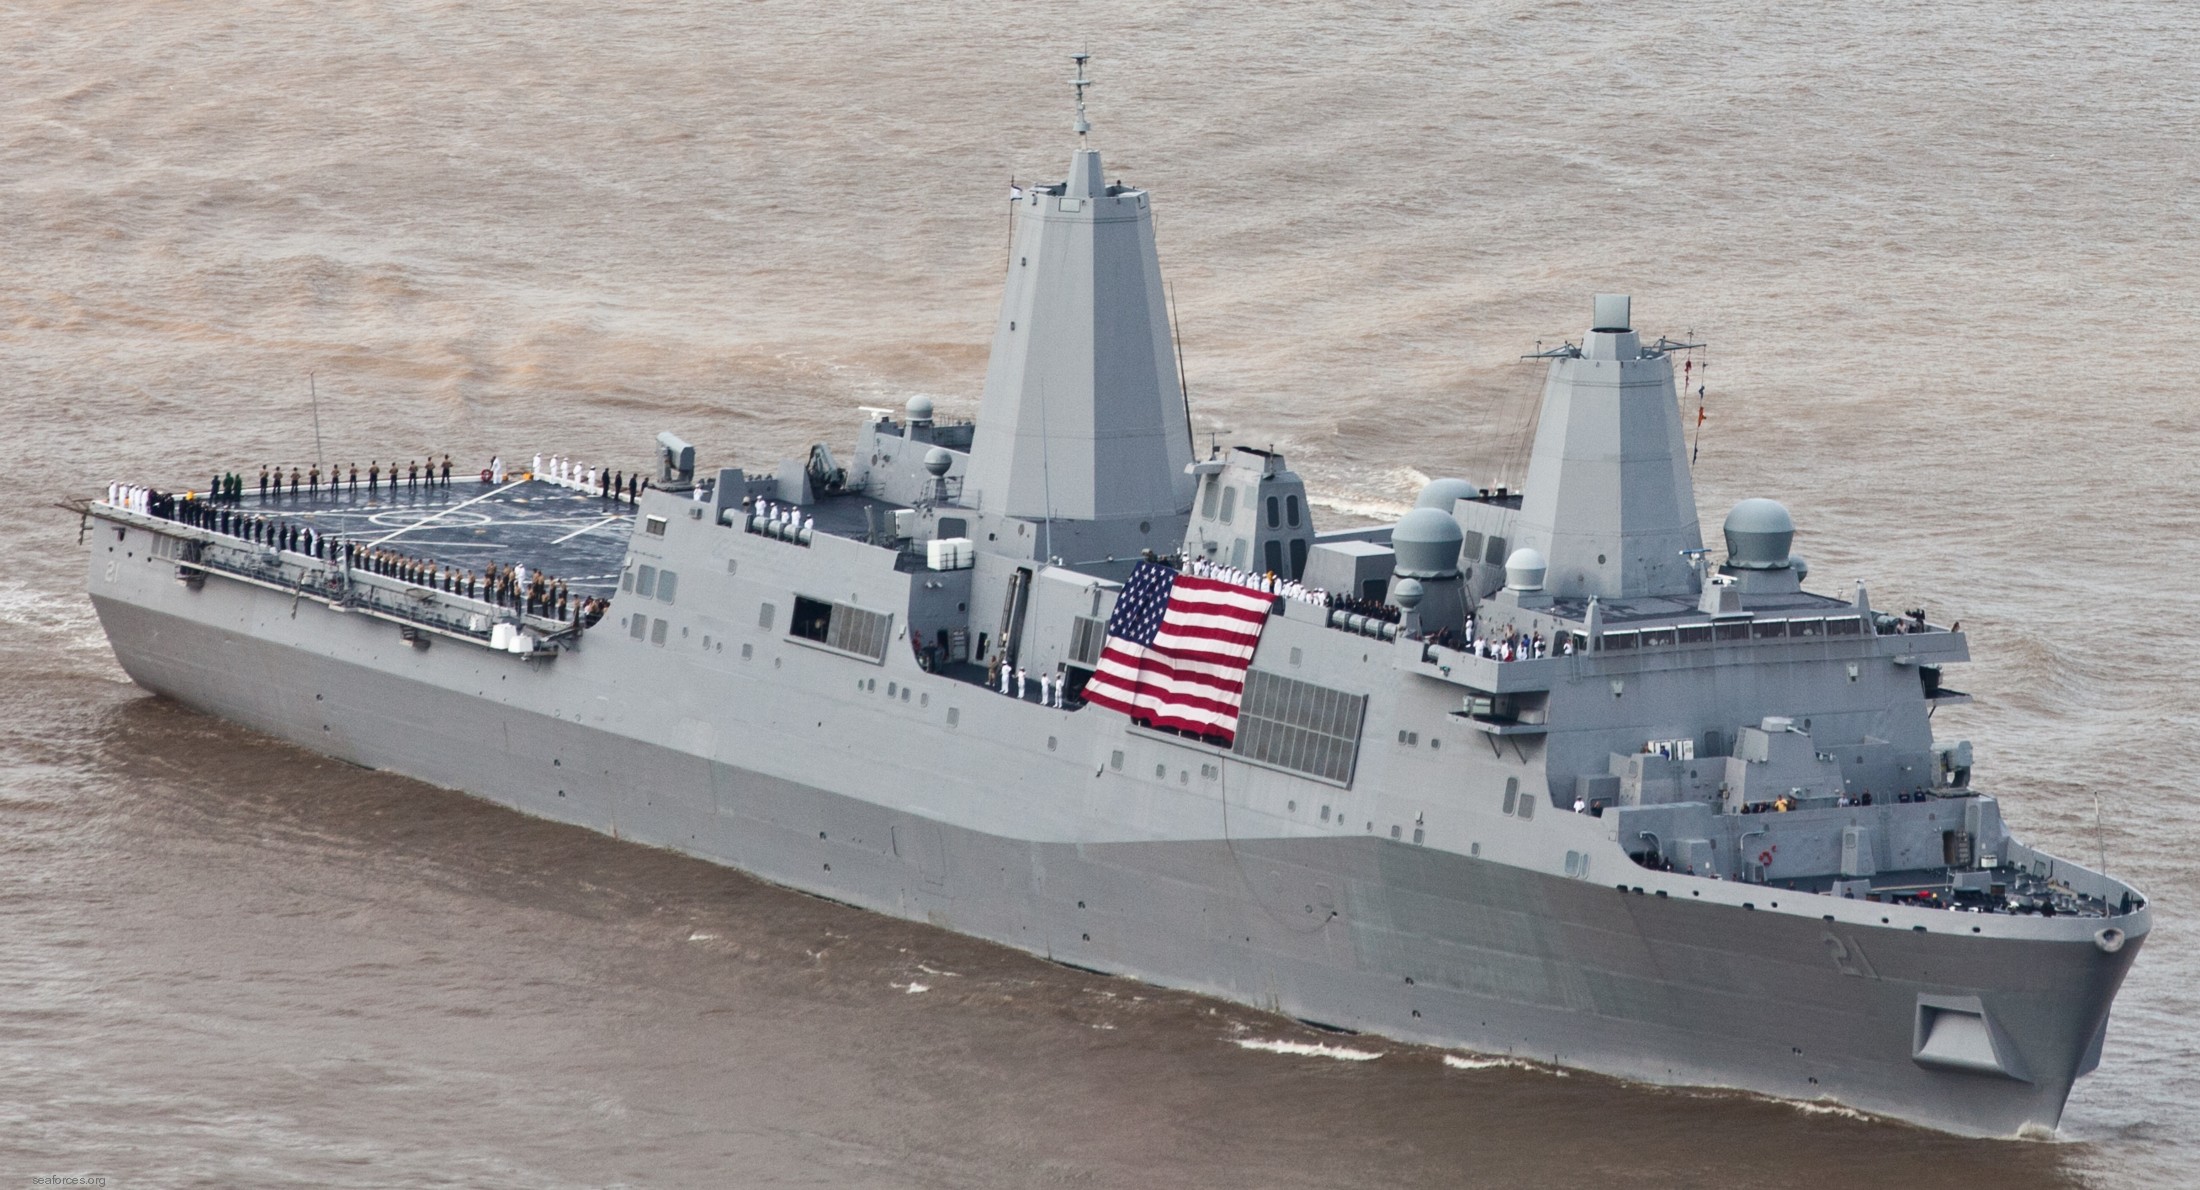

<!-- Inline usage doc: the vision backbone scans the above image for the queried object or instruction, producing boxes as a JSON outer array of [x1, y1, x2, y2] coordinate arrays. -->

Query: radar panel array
[[1232, 670, 1367, 786]]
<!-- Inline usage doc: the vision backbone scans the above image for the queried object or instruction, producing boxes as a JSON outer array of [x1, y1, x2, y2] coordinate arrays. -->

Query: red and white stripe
[[1082, 574, 1273, 741]]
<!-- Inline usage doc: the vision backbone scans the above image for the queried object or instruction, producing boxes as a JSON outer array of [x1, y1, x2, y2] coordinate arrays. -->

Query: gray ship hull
[[89, 586, 2140, 1138]]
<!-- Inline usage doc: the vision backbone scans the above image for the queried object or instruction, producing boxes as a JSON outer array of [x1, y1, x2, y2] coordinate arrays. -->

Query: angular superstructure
[[77, 64, 2147, 1139], [1509, 294, 1705, 600], [961, 124, 1194, 568]]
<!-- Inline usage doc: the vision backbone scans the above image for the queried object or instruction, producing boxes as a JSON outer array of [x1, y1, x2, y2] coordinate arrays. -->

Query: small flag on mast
[[1081, 563, 1274, 743]]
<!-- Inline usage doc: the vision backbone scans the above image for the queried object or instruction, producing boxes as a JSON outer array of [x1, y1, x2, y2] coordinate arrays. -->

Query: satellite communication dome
[[1390, 508, 1464, 577], [1788, 554, 1809, 581], [923, 447, 954, 477], [905, 395, 936, 423], [1391, 577, 1425, 609], [1504, 547, 1548, 592], [1723, 498, 1795, 569], [1414, 477, 1482, 511]]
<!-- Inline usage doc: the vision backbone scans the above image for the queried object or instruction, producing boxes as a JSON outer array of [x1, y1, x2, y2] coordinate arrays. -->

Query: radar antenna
[[1070, 52, 1092, 143]]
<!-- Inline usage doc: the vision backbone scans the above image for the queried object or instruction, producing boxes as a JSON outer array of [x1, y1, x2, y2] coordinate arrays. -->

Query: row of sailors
[[746, 498, 814, 534], [246, 459, 456, 500], [1182, 557, 1327, 605], [105, 483, 169, 516], [148, 493, 608, 629], [991, 662, 1074, 708], [1418, 621, 1555, 662], [508, 454, 649, 505], [1467, 622, 1552, 661]]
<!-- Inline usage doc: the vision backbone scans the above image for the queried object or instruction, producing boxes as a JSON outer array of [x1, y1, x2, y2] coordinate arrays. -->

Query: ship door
[[998, 567, 1033, 668]]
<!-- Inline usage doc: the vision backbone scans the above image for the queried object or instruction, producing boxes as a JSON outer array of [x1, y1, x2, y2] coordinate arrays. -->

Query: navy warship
[[80, 61, 2145, 1137]]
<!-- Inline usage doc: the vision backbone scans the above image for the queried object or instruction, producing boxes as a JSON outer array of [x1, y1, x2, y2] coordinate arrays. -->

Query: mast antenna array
[[1071, 52, 1092, 143]]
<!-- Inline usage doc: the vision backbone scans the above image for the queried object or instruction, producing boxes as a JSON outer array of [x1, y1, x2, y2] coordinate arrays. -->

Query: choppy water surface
[[3, 2, 2195, 1185]]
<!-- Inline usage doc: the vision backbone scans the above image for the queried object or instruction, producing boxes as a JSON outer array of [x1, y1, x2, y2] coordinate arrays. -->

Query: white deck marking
[[364, 480, 527, 547], [551, 514, 625, 545]]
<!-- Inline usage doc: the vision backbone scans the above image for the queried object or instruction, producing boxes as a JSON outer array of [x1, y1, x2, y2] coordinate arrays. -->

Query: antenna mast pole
[[309, 371, 324, 469], [1071, 52, 1091, 144], [2096, 791, 2108, 875], [1169, 281, 1195, 457]]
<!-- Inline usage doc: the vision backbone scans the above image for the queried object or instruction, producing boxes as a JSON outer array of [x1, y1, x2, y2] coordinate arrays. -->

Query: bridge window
[[635, 565, 657, 598], [1219, 486, 1237, 524], [1286, 494, 1301, 528], [1266, 495, 1280, 528], [655, 570, 678, 604]]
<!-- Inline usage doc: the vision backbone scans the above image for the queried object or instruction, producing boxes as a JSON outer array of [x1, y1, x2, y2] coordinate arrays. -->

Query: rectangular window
[[789, 594, 892, 662], [1219, 486, 1237, 524], [1824, 616, 1862, 637], [1266, 495, 1280, 528], [1603, 630, 1638, 651], [790, 596, 833, 643], [1230, 669, 1367, 785], [758, 602, 776, 631], [1068, 615, 1108, 666], [636, 565, 657, 599], [1676, 624, 1713, 645], [1788, 616, 1821, 637], [645, 516, 667, 537], [1201, 477, 1220, 519], [621, 571, 634, 593], [1715, 621, 1752, 642], [1640, 627, 1676, 648], [1462, 529, 1484, 560], [1286, 495, 1301, 528], [629, 614, 647, 640], [651, 618, 668, 645], [1484, 535, 1507, 565], [1751, 619, 1789, 640], [655, 571, 678, 604], [1502, 776, 1518, 815]]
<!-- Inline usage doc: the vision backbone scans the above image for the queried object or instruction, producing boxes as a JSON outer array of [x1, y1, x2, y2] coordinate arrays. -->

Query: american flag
[[1081, 563, 1274, 743]]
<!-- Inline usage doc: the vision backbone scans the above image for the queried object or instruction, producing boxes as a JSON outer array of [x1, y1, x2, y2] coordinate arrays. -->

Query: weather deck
[[234, 477, 636, 596]]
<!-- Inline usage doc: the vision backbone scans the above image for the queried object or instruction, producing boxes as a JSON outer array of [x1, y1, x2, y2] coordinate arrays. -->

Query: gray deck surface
[[237, 478, 636, 596]]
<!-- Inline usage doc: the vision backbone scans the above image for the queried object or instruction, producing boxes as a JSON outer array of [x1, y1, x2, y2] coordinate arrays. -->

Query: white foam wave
[[1789, 1100, 1873, 1123], [1235, 1038, 1384, 1062], [1443, 1054, 1570, 1076]]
